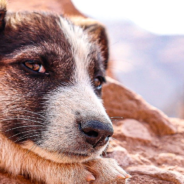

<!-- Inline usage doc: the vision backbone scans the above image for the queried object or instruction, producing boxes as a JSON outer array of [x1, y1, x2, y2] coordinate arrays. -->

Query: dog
[[0, 0, 129, 183]]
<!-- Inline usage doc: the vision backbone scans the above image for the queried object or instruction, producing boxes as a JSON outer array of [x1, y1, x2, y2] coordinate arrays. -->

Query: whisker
[[15, 134, 41, 143], [5, 125, 44, 132], [8, 129, 38, 139], [110, 40, 120, 46], [110, 137, 120, 142], [9, 109, 45, 119], [24, 144, 38, 156], [110, 117, 124, 119], [8, 114, 44, 122], [23, 115, 44, 122], [0, 117, 45, 125]]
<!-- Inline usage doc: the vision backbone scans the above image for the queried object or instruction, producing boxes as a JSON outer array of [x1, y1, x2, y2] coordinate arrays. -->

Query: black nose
[[80, 121, 114, 148]]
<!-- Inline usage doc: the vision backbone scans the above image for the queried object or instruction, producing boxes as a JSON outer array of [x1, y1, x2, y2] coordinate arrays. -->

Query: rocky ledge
[[102, 77, 184, 184]]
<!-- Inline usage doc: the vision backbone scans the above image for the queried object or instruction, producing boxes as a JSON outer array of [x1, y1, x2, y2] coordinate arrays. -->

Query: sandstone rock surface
[[102, 78, 184, 184], [102, 77, 176, 136]]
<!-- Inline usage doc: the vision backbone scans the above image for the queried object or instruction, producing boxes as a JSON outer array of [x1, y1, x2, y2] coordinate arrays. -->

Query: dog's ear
[[83, 21, 109, 70], [70, 17, 109, 69], [0, 0, 7, 31]]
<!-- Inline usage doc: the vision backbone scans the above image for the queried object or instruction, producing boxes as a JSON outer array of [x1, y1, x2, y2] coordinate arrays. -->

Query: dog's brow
[[1, 42, 68, 62], [0, 47, 40, 64]]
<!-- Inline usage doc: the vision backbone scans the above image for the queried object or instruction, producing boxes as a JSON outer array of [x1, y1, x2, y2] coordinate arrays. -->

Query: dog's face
[[0, 7, 113, 163]]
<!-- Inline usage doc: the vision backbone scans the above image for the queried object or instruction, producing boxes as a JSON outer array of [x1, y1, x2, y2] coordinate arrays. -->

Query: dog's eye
[[94, 76, 106, 90], [24, 61, 46, 73]]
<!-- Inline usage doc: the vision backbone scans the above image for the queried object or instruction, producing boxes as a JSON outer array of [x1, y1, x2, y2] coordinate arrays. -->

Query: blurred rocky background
[[107, 21, 184, 118], [73, 0, 184, 119]]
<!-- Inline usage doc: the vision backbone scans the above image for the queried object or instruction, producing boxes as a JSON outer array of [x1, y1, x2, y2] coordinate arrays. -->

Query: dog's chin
[[21, 140, 105, 163]]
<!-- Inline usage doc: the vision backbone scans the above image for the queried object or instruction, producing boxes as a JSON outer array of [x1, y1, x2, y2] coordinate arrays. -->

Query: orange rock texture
[[102, 77, 184, 184]]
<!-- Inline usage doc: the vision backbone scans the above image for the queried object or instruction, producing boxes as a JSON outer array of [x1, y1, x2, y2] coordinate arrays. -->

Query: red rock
[[157, 153, 184, 166], [102, 78, 184, 183], [102, 77, 176, 136], [120, 119, 152, 142], [107, 146, 132, 168], [127, 166, 184, 184]]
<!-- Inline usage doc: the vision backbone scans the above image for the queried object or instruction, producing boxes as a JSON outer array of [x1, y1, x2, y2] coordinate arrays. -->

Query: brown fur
[[0, 0, 129, 183], [0, 133, 129, 184], [0, 133, 94, 184]]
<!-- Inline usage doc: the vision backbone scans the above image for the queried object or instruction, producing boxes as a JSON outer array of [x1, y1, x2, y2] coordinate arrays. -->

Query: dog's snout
[[80, 121, 113, 147]]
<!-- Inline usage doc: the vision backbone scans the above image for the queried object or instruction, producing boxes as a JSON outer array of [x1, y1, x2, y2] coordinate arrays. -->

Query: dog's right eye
[[23, 61, 46, 74], [94, 76, 106, 90]]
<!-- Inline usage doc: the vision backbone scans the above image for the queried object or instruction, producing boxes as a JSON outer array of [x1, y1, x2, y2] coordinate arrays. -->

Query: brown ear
[[81, 20, 109, 69], [86, 23, 109, 69], [0, 0, 7, 30], [70, 17, 109, 69]]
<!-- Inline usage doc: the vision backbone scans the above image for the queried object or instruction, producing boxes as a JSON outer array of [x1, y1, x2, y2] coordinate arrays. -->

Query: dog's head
[[0, 1, 113, 163]]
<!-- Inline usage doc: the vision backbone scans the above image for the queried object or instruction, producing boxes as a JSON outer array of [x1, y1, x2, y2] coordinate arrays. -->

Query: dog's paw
[[85, 158, 130, 184], [45, 163, 95, 184]]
